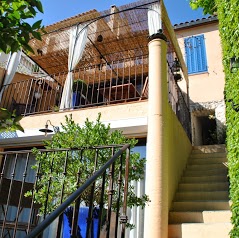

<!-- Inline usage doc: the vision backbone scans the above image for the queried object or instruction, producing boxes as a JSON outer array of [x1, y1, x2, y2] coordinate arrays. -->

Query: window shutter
[[184, 34, 207, 74], [197, 35, 207, 72], [184, 37, 193, 73]]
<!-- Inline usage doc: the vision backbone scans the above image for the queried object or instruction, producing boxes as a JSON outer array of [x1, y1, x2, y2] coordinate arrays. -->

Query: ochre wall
[[176, 22, 225, 103], [166, 103, 192, 208], [20, 101, 148, 131]]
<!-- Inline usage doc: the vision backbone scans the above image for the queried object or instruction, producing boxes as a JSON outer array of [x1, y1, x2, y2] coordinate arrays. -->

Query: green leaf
[[0, 108, 11, 119], [35, 0, 44, 13], [13, 115, 24, 122], [32, 31, 42, 40], [15, 124, 24, 132], [22, 43, 35, 54], [32, 19, 42, 30], [11, 40, 19, 53]]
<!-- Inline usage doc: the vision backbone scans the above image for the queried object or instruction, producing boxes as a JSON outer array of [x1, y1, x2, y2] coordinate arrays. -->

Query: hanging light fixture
[[34, 91, 42, 99], [172, 58, 182, 82], [39, 120, 60, 136]]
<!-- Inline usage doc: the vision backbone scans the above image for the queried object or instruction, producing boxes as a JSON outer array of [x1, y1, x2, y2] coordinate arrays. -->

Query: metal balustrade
[[0, 145, 130, 238], [0, 56, 149, 115], [0, 54, 191, 140], [167, 62, 192, 140]]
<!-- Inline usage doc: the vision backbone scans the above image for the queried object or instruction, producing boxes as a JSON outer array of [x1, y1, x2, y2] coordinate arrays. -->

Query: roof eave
[[174, 15, 218, 31]]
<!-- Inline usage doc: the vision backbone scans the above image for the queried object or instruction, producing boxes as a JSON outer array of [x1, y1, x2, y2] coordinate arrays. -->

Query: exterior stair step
[[181, 175, 228, 183], [190, 152, 226, 159], [171, 201, 230, 211], [169, 210, 231, 223], [178, 182, 229, 192], [184, 168, 227, 176], [174, 191, 229, 201], [168, 222, 232, 238], [192, 145, 226, 154], [188, 157, 227, 165], [186, 163, 227, 171]]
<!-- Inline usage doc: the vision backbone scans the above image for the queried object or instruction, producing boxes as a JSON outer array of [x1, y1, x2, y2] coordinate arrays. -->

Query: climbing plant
[[189, 1, 239, 236]]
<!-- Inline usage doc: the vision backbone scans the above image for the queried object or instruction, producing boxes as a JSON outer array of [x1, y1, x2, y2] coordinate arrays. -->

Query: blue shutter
[[184, 37, 193, 73], [184, 34, 207, 74], [197, 35, 207, 72]]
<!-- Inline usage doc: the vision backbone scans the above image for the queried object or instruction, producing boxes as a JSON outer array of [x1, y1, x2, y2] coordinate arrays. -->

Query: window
[[184, 34, 207, 74]]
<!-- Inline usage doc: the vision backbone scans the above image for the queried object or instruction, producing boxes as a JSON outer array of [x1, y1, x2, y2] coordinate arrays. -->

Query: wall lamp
[[39, 120, 60, 136], [230, 57, 239, 73], [172, 58, 182, 82]]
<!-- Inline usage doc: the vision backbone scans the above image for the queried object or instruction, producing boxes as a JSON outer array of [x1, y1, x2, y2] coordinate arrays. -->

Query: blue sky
[[30, 0, 206, 26]]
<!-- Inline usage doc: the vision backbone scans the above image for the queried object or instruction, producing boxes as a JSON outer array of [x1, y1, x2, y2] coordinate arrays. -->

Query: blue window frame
[[184, 34, 208, 74]]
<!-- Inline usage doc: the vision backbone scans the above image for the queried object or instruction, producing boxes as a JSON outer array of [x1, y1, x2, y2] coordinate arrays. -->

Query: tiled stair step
[[169, 210, 231, 223], [178, 182, 229, 192], [184, 168, 227, 176], [171, 201, 230, 211], [188, 157, 227, 165], [192, 145, 226, 154], [168, 222, 232, 238], [181, 175, 228, 183], [186, 163, 227, 171], [174, 191, 229, 201]]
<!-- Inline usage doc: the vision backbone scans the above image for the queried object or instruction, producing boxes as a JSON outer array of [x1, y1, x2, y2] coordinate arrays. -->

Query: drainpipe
[[144, 31, 168, 238]]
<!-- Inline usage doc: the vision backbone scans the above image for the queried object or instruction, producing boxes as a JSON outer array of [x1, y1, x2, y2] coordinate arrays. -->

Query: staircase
[[168, 144, 232, 238]]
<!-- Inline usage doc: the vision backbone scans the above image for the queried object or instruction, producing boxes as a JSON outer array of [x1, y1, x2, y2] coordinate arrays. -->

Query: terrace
[[0, 0, 190, 138]]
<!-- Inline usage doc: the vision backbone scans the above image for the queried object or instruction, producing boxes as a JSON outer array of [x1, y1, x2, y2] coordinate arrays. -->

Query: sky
[[29, 0, 207, 27]]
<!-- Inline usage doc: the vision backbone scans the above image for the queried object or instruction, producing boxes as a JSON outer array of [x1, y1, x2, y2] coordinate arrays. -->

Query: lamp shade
[[34, 91, 42, 99]]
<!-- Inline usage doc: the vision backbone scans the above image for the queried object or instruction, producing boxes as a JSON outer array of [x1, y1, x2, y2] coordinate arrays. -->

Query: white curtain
[[148, 2, 162, 36], [60, 24, 88, 110], [0, 50, 22, 101]]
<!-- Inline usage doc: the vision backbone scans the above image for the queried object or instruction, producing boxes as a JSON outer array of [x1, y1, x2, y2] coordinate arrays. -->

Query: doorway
[[192, 110, 218, 145]]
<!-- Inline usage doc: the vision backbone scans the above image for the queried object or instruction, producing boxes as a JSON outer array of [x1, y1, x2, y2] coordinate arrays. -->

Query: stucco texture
[[166, 103, 192, 209]]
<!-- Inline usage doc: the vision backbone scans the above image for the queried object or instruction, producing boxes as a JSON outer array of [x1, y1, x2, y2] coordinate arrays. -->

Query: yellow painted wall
[[166, 103, 192, 208], [20, 101, 148, 130], [176, 22, 225, 103]]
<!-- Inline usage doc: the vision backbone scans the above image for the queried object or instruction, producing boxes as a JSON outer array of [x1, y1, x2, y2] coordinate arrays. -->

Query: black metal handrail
[[24, 144, 130, 238]]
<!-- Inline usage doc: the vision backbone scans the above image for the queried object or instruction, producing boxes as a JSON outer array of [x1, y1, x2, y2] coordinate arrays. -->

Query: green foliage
[[0, 0, 44, 54], [189, 0, 217, 15], [190, 0, 239, 236], [0, 108, 24, 132], [27, 113, 148, 216], [216, 1, 239, 237]]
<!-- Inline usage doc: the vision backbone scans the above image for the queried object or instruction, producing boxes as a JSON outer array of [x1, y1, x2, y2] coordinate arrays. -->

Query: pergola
[[28, 0, 188, 84]]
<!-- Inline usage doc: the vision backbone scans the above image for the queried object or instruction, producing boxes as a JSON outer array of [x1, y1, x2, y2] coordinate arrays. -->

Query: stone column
[[144, 32, 168, 238]]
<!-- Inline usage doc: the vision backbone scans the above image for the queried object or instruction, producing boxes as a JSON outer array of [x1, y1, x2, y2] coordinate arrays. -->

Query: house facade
[[175, 16, 226, 146], [0, 1, 227, 238]]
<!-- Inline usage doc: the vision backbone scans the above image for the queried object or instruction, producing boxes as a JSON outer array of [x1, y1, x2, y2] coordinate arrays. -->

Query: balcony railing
[[0, 144, 130, 238], [0, 54, 191, 140], [0, 56, 149, 115]]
